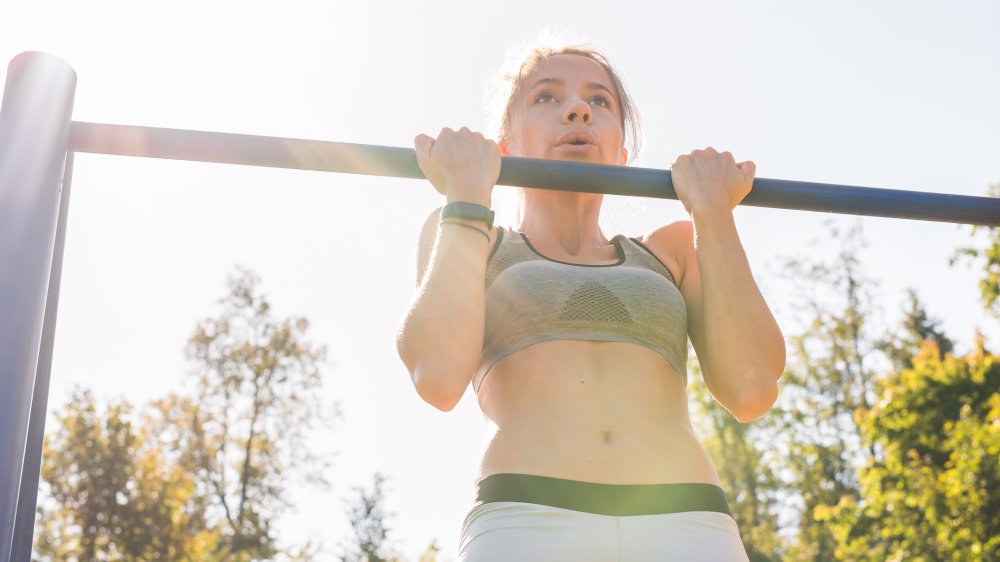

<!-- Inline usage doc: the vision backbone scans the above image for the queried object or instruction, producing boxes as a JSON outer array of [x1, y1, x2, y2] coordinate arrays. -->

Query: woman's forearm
[[691, 208, 785, 420], [396, 223, 491, 411]]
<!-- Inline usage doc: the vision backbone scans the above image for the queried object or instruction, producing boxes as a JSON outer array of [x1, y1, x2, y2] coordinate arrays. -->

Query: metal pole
[[0, 52, 76, 562], [8, 151, 74, 562], [69, 121, 1000, 227]]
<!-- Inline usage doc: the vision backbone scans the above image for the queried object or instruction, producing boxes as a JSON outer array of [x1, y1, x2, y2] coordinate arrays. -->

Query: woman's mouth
[[555, 130, 597, 152], [556, 142, 596, 153]]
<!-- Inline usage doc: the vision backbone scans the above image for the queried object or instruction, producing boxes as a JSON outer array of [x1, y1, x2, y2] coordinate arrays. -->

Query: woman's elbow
[[731, 378, 779, 423], [411, 366, 468, 412], [732, 385, 778, 423], [737, 342, 785, 421]]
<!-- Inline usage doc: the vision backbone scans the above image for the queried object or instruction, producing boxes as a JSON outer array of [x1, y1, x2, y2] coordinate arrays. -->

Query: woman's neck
[[515, 190, 609, 256]]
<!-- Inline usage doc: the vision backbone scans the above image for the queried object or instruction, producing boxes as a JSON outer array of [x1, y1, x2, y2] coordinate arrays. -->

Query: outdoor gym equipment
[[1, 51, 997, 562]]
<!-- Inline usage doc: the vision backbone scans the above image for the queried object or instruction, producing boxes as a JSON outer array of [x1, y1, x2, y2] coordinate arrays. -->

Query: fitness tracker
[[441, 202, 495, 230]]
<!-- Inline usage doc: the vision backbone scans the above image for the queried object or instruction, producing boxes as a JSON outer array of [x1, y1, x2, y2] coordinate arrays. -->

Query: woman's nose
[[562, 99, 592, 124]]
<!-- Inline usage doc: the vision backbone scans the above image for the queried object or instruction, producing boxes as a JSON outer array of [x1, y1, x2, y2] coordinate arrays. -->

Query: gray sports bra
[[476, 226, 688, 394]]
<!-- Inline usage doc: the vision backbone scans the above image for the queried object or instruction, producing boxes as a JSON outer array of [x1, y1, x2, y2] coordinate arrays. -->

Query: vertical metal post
[[0, 52, 76, 562], [9, 151, 74, 562]]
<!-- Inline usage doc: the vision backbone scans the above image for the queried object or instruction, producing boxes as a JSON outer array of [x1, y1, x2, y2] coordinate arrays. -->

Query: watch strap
[[441, 202, 495, 230]]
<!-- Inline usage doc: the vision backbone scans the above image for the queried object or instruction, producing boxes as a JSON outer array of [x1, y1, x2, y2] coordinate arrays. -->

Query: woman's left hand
[[670, 147, 755, 215]]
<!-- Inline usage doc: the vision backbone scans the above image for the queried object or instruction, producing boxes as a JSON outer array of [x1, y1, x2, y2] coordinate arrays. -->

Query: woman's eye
[[536, 92, 557, 103], [589, 95, 611, 108]]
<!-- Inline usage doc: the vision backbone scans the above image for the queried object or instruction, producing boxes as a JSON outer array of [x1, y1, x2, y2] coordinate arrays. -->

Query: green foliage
[[333, 471, 448, 562], [35, 267, 334, 562], [770, 223, 879, 560], [34, 389, 218, 562], [698, 218, 1000, 561], [879, 289, 955, 372], [33, 224, 998, 561], [415, 540, 442, 562], [767, 221, 997, 561], [824, 339, 999, 561], [338, 472, 403, 562], [952, 183, 1000, 318], [165, 266, 334, 561], [689, 364, 784, 561]]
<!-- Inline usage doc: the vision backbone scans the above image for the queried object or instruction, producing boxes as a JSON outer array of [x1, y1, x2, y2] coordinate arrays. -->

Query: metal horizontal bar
[[69, 121, 1000, 227]]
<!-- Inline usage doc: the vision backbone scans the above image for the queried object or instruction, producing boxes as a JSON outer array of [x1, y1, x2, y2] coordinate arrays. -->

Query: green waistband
[[475, 473, 733, 517]]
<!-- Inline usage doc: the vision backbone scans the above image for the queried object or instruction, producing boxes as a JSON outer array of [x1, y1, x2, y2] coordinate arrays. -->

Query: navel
[[599, 430, 615, 444]]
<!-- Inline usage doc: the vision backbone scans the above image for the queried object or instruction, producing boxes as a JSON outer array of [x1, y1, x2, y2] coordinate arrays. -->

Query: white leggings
[[458, 474, 749, 562], [459, 501, 749, 562]]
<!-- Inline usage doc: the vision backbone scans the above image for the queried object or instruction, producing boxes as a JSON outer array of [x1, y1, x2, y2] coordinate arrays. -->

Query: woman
[[395, 42, 785, 561]]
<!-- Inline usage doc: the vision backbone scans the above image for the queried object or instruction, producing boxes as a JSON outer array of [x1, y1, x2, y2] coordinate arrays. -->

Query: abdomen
[[475, 340, 721, 486]]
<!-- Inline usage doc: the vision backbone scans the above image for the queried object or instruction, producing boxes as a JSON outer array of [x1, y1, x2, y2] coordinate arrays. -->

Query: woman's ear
[[498, 138, 511, 156], [619, 147, 629, 165]]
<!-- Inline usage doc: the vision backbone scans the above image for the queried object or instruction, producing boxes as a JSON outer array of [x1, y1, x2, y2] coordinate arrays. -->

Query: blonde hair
[[485, 30, 643, 162]]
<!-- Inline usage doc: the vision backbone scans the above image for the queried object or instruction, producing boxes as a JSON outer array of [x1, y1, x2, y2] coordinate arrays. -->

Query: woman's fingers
[[670, 149, 755, 213], [736, 160, 756, 181], [414, 134, 434, 162], [414, 127, 500, 203]]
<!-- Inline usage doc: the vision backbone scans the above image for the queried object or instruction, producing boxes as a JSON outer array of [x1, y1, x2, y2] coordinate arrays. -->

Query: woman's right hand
[[414, 127, 500, 206]]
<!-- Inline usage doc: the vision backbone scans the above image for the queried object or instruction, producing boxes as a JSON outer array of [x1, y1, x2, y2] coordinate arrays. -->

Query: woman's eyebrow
[[528, 77, 615, 96]]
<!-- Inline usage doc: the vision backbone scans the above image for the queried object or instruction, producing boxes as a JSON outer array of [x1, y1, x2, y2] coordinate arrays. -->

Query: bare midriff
[[474, 339, 722, 486]]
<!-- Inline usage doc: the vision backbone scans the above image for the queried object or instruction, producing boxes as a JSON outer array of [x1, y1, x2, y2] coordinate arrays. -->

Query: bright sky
[[3, 1, 999, 560]]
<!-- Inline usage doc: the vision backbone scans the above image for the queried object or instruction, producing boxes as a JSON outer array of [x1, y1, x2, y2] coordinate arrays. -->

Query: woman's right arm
[[394, 128, 500, 411]]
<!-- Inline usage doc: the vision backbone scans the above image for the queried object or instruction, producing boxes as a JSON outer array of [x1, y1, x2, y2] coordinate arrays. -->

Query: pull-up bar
[[69, 121, 1000, 227], [1, 49, 999, 562]]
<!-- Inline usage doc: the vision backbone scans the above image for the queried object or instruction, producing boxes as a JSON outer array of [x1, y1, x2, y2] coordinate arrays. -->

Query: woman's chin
[[547, 145, 611, 164]]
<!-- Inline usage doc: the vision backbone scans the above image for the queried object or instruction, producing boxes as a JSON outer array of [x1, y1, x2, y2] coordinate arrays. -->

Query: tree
[[35, 267, 335, 561], [689, 365, 784, 562], [952, 182, 1000, 317], [160, 266, 335, 561], [770, 221, 998, 561], [34, 389, 218, 562], [415, 539, 442, 562], [824, 338, 999, 561], [769, 222, 882, 559], [878, 289, 954, 372], [338, 472, 402, 562]]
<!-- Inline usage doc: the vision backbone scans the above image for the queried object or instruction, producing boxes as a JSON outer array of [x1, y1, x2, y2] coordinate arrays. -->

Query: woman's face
[[501, 54, 628, 166]]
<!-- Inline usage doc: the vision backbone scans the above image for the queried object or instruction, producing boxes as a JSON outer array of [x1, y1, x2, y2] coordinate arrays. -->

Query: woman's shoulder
[[636, 219, 694, 249], [630, 220, 694, 284]]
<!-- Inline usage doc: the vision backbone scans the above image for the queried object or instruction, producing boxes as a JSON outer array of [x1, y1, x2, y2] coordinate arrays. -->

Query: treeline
[[33, 186, 998, 561], [694, 208, 999, 561], [31, 268, 437, 562]]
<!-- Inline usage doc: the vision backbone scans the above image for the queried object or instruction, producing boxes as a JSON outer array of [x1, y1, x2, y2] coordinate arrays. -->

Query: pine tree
[[878, 289, 954, 372], [338, 472, 403, 562], [770, 223, 880, 559]]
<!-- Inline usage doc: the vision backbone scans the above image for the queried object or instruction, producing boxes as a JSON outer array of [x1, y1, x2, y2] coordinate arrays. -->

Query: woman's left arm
[[658, 148, 786, 422]]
